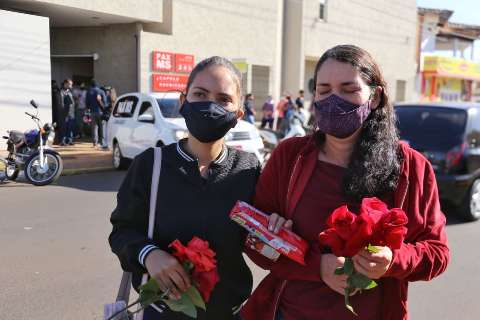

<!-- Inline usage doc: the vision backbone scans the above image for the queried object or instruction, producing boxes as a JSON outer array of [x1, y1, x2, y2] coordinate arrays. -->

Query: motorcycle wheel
[[5, 161, 19, 181], [24, 150, 63, 186]]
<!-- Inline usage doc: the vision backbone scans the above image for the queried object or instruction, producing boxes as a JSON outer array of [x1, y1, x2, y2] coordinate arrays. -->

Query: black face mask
[[180, 100, 238, 143]]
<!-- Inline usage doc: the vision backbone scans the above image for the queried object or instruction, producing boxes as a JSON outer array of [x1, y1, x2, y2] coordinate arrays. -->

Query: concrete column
[[282, 0, 305, 95]]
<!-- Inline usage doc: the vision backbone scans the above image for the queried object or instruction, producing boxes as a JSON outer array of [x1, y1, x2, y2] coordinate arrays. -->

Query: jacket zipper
[[271, 280, 287, 320]]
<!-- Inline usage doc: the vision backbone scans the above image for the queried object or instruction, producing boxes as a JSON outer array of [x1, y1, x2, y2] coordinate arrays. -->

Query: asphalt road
[[0, 172, 479, 320]]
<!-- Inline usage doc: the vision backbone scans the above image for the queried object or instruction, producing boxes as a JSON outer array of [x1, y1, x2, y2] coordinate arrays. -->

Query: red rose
[[318, 228, 346, 257], [342, 212, 375, 257], [192, 267, 220, 302], [170, 239, 189, 263], [169, 238, 217, 272], [326, 205, 357, 240], [359, 197, 388, 224], [188, 237, 216, 258], [371, 208, 408, 249]]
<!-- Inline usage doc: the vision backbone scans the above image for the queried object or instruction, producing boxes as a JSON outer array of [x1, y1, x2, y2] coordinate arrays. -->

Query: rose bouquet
[[108, 237, 219, 320], [318, 197, 408, 315]]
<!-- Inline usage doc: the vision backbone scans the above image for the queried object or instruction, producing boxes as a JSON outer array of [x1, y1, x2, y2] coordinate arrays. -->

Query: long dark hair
[[313, 45, 402, 200]]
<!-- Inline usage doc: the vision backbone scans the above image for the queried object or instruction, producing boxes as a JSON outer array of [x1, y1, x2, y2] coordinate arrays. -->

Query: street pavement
[[0, 172, 479, 320]]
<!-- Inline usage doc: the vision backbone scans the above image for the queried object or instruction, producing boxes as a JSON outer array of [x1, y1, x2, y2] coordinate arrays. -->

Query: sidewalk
[[0, 142, 114, 176]]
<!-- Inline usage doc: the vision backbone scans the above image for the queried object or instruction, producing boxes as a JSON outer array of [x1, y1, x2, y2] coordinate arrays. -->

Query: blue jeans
[[245, 114, 255, 124], [62, 117, 75, 144]]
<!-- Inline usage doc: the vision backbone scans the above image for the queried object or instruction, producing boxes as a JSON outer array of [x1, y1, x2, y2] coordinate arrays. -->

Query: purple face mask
[[313, 94, 372, 139]]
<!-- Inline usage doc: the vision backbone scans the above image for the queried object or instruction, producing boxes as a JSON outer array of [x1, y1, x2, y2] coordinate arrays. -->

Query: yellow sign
[[232, 60, 248, 73], [423, 56, 480, 81]]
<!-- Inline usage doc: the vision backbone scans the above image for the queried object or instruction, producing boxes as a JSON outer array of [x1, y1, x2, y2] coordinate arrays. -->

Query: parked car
[[395, 102, 480, 221], [107, 92, 264, 170]]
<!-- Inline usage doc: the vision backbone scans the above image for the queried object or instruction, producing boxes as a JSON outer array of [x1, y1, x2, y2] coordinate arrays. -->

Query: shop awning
[[422, 55, 480, 81]]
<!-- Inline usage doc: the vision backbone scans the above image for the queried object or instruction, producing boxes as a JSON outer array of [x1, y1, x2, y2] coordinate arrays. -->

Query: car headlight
[[174, 130, 188, 140]]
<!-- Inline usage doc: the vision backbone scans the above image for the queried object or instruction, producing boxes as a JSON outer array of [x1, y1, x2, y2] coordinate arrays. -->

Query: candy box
[[230, 201, 309, 265]]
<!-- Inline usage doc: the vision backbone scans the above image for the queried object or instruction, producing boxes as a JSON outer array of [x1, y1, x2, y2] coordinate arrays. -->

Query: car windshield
[[395, 106, 467, 151], [156, 98, 182, 118]]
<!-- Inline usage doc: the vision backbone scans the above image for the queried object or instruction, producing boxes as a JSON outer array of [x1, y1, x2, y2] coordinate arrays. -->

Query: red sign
[[152, 74, 189, 92], [152, 51, 174, 71], [175, 54, 195, 73]]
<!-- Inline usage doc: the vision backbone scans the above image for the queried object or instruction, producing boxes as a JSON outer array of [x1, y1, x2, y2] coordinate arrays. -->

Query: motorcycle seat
[[9, 130, 24, 144]]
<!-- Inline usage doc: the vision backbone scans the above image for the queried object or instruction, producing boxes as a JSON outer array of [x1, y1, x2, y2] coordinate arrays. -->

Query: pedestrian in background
[[281, 95, 295, 136], [60, 79, 75, 145], [73, 83, 87, 139], [261, 95, 274, 129], [51, 80, 64, 144], [295, 89, 305, 110], [275, 94, 288, 133], [102, 86, 117, 149], [86, 80, 107, 148], [243, 93, 256, 124]]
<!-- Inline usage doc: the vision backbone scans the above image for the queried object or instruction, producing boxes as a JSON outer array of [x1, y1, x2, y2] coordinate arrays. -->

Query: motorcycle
[[2, 100, 63, 186]]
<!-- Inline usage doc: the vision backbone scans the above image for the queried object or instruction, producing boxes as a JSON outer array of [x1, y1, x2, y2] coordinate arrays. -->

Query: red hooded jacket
[[241, 136, 450, 320]]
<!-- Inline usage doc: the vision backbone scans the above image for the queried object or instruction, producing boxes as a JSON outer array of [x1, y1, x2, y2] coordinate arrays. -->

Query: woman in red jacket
[[242, 45, 450, 320]]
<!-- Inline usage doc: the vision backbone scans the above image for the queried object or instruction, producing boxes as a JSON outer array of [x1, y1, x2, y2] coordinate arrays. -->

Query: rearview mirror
[[138, 114, 155, 123], [30, 100, 39, 108]]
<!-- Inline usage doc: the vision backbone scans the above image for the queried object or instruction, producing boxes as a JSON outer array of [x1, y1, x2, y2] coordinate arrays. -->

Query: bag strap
[[148, 147, 162, 240], [116, 147, 162, 304]]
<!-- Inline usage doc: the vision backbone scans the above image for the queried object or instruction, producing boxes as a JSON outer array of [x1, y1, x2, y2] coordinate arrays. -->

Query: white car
[[107, 92, 264, 169]]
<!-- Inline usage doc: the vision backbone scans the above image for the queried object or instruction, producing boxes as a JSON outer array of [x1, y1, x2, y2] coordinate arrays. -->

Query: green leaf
[[163, 293, 197, 318], [185, 286, 206, 310], [367, 244, 380, 253], [344, 258, 354, 276], [138, 279, 162, 307], [349, 273, 377, 290], [344, 288, 358, 316], [334, 267, 345, 275], [138, 278, 170, 308], [139, 278, 161, 295], [364, 280, 378, 290]]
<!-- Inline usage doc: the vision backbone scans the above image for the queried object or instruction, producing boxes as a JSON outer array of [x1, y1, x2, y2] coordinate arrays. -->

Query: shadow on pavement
[[55, 171, 126, 192]]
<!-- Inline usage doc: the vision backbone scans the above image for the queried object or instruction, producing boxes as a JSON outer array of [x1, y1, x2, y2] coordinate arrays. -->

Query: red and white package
[[230, 201, 309, 265]]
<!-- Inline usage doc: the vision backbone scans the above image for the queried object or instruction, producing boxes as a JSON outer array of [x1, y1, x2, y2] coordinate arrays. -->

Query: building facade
[[1, 0, 418, 123]]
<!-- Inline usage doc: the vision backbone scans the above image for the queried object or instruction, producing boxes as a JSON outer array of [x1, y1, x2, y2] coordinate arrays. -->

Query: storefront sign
[[423, 56, 480, 81], [152, 74, 189, 92], [175, 54, 195, 73], [152, 51, 175, 72]]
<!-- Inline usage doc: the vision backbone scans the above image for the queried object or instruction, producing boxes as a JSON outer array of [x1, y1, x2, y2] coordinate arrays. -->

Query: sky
[[417, 0, 480, 61]]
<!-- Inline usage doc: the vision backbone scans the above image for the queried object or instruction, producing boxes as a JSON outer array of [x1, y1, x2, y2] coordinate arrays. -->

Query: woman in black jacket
[[109, 56, 263, 319]]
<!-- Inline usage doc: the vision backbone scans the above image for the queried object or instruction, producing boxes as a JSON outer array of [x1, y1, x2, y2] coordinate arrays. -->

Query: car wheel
[[460, 178, 480, 221], [113, 142, 130, 170]]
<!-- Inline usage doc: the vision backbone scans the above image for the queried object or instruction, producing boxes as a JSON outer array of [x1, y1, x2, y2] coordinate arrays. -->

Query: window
[[112, 96, 139, 118], [138, 101, 155, 122], [156, 98, 182, 118], [395, 106, 467, 151], [319, 0, 327, 21]]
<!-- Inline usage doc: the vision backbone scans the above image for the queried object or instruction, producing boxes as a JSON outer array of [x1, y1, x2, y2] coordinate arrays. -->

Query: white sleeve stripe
[[138, 245, 159, 267]]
